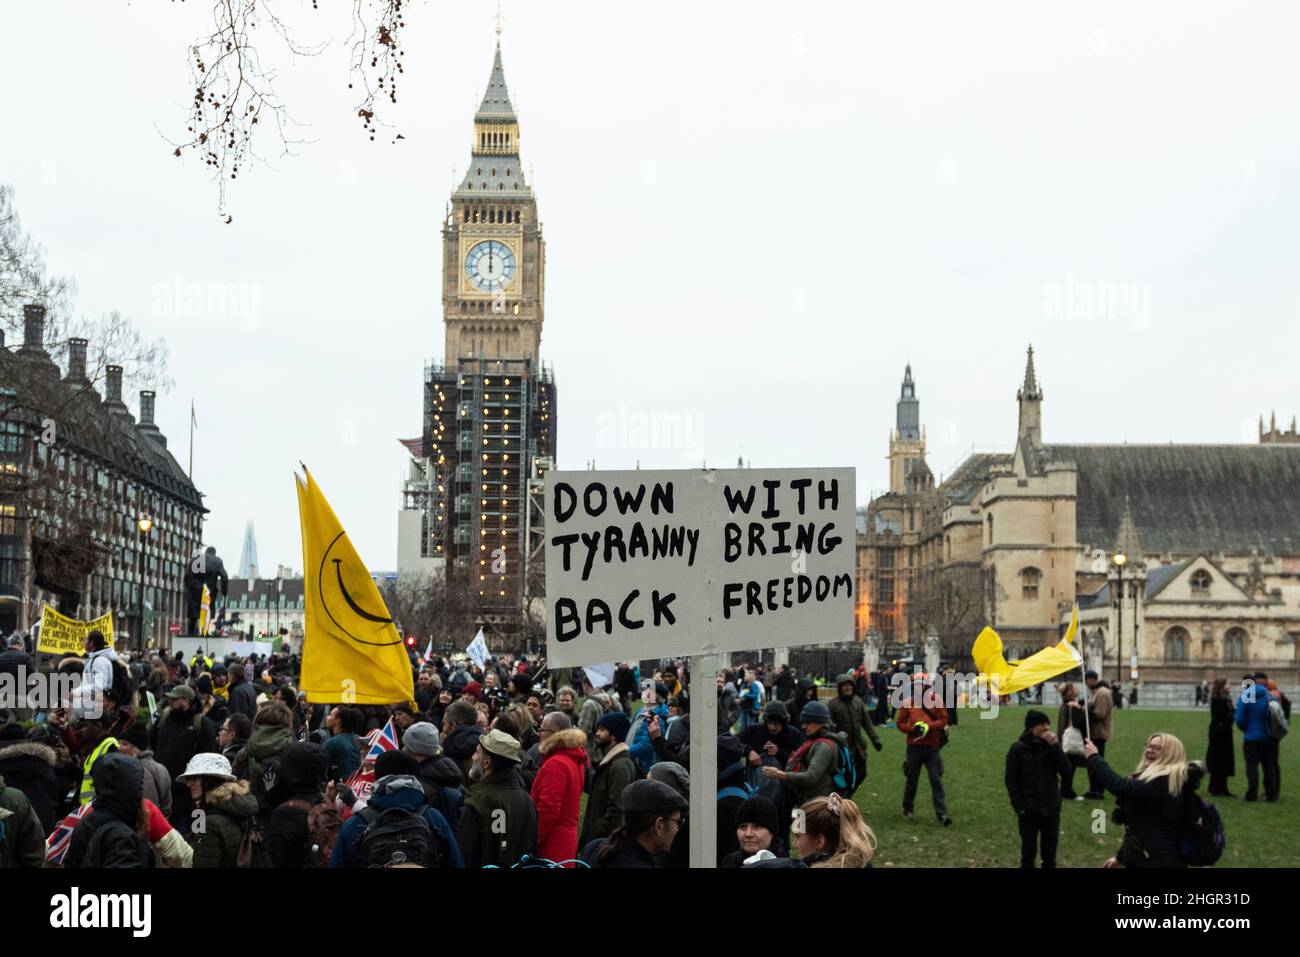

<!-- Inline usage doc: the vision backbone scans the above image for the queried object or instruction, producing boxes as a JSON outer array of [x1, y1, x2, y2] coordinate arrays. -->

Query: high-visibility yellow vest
[[80, 736, 119, 805]]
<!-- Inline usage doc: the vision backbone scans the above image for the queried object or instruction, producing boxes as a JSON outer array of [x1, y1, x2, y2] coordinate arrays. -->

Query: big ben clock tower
[[442, 31, 544, 363], [409, 25, 556, 649]]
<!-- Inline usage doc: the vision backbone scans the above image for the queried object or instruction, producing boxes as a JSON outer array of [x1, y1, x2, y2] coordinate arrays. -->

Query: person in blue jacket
[[1235, 672, 1278, 801], [628, 683, 670, 776], [330, 751, 463, 868]]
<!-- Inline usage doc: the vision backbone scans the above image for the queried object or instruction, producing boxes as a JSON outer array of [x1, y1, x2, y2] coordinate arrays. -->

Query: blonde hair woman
[[1083, 733, 1202, 868], [794, 793, 876, 868]]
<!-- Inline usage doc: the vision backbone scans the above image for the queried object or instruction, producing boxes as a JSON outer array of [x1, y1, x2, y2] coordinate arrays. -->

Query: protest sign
[[36, 605, 115, 656], [544, 468, 856, 667]]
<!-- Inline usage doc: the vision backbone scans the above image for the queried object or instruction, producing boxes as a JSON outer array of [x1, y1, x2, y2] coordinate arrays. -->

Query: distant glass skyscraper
[[239, 519, 259, 579]]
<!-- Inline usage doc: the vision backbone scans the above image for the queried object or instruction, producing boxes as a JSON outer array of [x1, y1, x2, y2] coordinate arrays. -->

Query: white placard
[[545, 468, 856, 667]]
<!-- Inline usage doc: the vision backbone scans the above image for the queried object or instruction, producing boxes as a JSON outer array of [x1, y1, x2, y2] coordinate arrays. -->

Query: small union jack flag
[[364, 717, 400, 764], [45, 801, 94, 866]]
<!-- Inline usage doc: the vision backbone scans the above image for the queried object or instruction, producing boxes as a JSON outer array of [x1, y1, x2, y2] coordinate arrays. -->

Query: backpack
[[236, 819, 275, 868], [281, 798, 343, 867], [1179, 790, 1225, 867], [717, 784, 754, 802], [357, 805, 436, 868], [1268, 699, 1289, 739], [788, 736, 857, 793]]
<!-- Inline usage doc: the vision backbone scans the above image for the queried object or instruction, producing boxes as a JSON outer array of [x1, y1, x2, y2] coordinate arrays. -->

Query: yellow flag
[[198, 585, 211, 636], [296, 469, 413, 705], [971, 606, 1083, 695]]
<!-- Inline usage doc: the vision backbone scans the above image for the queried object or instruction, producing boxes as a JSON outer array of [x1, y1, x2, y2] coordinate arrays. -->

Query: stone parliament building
[[859, 349, 1300, 700]]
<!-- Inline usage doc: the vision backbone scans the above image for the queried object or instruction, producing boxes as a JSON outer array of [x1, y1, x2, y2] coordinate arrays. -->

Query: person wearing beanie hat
[[580, 708, 639, 848], [720, 795, 787, 867], [114, 722, 174, 819], [461, 680, 484, 704], [403, 721, 466, 829], [1005, 708, 1071, 868], [762, 697, 852, 810], [716, 734, 751, 865], [738, 699, 805, 816], [895, 674, 951, 826], [578, 779, 688, 868], [374, 748, 419, 779], [457, 729, 538, 868], [328, 770, 464, 869], [830, 671, 883, 798]]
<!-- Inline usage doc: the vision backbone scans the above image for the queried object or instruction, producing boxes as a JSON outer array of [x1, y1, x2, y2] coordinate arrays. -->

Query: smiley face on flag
[[318, 531, 400, 646]]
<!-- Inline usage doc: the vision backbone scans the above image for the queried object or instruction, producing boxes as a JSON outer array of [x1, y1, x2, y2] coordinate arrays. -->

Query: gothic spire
[[1115, 495, 1142, 566], [1020, 344, 1041, 399]]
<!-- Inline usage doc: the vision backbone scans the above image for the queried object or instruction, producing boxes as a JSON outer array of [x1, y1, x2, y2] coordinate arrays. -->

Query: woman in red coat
[[529, 721, 589, 866]]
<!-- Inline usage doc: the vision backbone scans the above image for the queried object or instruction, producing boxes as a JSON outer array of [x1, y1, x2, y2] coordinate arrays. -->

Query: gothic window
[[491, 168, 496, 177], [1163, 627, 1189, 662], [1021, 567, 1040, 600], [1191, 569, 1212, 595], [1223, 627, 1247, 662], [986, 514, 994, 545]]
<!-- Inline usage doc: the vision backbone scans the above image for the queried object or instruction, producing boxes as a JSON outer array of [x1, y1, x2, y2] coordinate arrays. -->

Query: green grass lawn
[[852, 706, 1299, 868]]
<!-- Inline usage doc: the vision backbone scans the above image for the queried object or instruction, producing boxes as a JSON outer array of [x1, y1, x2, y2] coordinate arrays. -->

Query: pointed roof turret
[[475, 43, 516, 121], [896, 364, 920, 440], [1019, 345, 1042, 399], [1115, 495, 1143, 566]]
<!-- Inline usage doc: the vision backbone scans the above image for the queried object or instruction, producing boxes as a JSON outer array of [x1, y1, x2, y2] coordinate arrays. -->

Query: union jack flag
[[364, 717, 400, 765], [45, 801, 94, 866]]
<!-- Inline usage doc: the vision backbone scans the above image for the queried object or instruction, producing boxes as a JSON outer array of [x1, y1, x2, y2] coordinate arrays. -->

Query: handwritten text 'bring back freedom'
[[549, 477, 853, 642]]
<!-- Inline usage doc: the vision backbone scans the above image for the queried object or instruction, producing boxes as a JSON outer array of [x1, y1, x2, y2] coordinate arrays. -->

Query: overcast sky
[[3, 1, 1298, 576]]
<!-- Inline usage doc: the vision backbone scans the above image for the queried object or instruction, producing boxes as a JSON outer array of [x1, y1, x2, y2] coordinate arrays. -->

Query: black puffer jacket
[[0, 740, 61, 835], [1005, 731, 1071, 816], [414, 753, 466, 830], [265, 742, 327, 868], [65, 753, 153, 868], [1088, 755, 1203, 868]]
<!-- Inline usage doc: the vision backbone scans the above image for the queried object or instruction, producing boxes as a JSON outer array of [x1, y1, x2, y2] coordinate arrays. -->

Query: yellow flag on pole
[[296, 468, 413, 705], [198, 585, 211, 636], [971, 606, 1083, 695]]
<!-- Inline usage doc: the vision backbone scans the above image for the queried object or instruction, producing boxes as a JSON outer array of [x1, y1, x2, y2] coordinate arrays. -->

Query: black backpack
[[1179, 789, 1225, 867], [357, 805, 437, 868]]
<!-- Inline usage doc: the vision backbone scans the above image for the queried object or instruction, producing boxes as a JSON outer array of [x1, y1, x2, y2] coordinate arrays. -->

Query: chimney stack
[[105, 365, 124, 405], [21, 304, 46, 354], [66, 337, 89, 384], [136, 390, 167, 448]]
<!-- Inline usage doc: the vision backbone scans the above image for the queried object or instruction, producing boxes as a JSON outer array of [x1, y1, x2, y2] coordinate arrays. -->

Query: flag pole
[[188, 400, 195, 479]]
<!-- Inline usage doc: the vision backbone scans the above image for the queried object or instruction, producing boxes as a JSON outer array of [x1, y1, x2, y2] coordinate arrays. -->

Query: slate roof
[[938, 452, 1011, 506], [1045, 444, 1300, 555], [476, 45, 515, 120], [1, 349, 204, 511], [1081, 560, 1189, 609]]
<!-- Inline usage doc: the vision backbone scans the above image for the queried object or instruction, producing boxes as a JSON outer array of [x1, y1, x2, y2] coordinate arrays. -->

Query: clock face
[[464, 240, 516, 292]]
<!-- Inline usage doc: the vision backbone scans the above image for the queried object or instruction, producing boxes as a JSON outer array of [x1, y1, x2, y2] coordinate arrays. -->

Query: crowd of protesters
[[0, 628, 1289, 869]]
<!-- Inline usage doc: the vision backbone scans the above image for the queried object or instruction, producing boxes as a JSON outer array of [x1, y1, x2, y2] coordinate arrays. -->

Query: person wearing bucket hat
[[580, 711, 638, 848], [829, 672, 883, 798], [178, 752, 259, 868], [761, 698, 852, 810], [578, 779, 688, 868], [457, 728, 537, 868]]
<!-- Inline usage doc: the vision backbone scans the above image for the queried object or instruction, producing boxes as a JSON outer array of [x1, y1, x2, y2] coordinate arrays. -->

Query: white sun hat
[[177, 752, 236, 782]]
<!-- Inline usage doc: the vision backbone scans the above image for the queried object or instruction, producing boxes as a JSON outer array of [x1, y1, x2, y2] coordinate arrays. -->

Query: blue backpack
[[789, 736, 857, 793]]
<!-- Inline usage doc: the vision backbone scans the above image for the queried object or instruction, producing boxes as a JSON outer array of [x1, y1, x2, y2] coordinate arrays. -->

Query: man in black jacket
[[151, 685, 218, 829], [226, 663, 258, 723], [265, 741, 328, 867], [1005, 710, 1071, 868]]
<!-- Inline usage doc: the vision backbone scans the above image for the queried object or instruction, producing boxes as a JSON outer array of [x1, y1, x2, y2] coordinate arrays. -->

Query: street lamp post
[[276, 575, 283, 638], [136, 517, 153, 654], [1112, 551, 1127, 687]]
